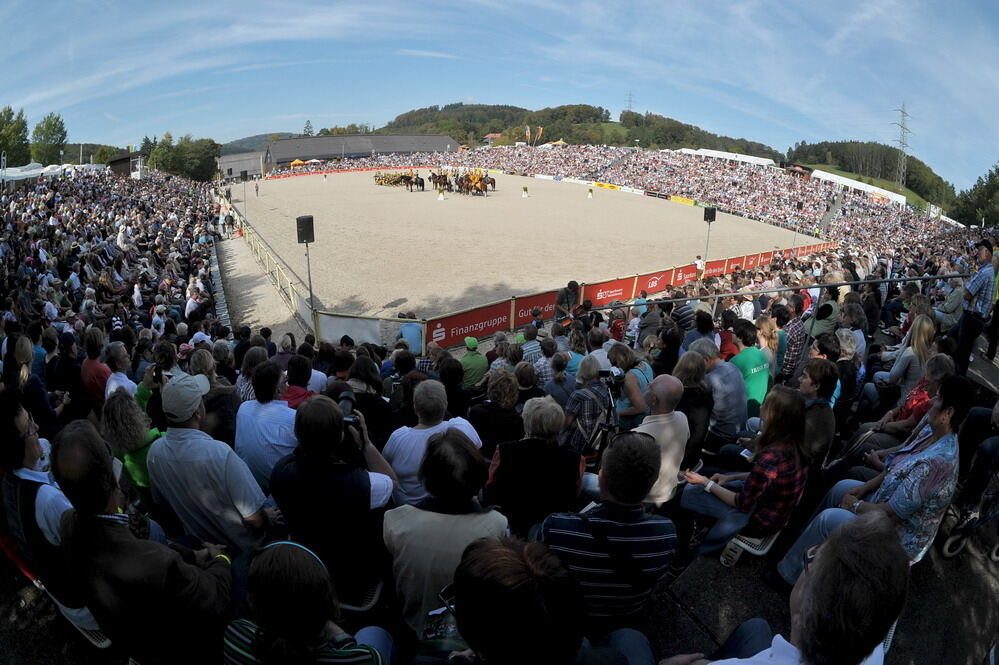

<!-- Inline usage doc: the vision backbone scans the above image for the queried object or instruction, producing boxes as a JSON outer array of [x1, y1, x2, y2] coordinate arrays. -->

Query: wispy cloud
[[395, 49, 460, 59], [217, 59, 332, 74]]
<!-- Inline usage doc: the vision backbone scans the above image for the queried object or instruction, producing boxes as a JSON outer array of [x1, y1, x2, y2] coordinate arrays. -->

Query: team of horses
[[374, 170, 496, 196]]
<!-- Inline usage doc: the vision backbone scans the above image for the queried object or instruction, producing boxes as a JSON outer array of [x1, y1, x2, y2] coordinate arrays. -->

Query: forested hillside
[[787, 140, 955, 208]]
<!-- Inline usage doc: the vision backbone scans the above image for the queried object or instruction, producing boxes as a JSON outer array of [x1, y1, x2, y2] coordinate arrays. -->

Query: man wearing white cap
[[147, 374, 279, 555]]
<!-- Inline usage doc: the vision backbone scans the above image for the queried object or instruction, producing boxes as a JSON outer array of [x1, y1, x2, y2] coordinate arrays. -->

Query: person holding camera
[[269, 395, 398, 607]]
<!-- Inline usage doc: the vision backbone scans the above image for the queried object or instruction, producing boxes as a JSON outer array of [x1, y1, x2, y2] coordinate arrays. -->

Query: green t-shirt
[[730, 346, 771, 418], [460, 350, 488, 388]]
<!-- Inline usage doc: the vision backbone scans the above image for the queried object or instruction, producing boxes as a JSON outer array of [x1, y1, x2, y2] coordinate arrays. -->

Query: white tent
[[809, 169, 907, 208], [675, 148, 777, 168]]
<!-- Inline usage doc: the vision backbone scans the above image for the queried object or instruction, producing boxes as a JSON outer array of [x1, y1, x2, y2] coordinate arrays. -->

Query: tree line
[[950, 163, 999, 228], [0, 106, 68, 166], [786, 140, 956, 208]]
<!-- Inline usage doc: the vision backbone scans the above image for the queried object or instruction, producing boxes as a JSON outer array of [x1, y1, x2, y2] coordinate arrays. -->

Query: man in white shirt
[[660, 513, 906, 665], [585, 327, 612, 371], [104, 341, 138, 398], [634, 375, 689, 506], [148, 373, 278, 555], [234, 361, 297, 492], [383, 380, 482, 505]]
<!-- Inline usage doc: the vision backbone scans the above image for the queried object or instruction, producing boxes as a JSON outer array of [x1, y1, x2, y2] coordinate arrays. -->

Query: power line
[[625, 91, 635, 112], [892, 103, 912, 188]]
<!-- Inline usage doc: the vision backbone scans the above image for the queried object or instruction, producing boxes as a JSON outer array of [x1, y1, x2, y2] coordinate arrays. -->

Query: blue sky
[[3, 0, 996, 189]]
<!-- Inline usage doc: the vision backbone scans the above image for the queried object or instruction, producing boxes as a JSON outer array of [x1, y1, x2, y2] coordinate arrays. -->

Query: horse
[[472, 179, 488, 196], [400, 175, 415, 191], [483, 175, 496, 191], [412, 175, 425, 191]]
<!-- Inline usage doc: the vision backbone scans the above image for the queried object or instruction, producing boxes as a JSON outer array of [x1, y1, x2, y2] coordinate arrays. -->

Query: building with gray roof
[[263, 134, 457, 167]]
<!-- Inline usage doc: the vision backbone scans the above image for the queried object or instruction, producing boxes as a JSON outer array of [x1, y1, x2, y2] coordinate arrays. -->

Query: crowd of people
[[2, 163, 996, 665]]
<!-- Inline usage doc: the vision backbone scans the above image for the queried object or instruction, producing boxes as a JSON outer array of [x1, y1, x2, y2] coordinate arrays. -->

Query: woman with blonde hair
[[102, 388, 162, 501], [755, 314, 779, 379], [2, 334, 65, 437], [607, 342, 653, 429], [865, 314, 935, 415]]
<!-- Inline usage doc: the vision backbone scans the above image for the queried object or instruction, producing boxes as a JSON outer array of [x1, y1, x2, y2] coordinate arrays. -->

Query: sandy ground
[[216, 235, 307, 340], [233, 171, 811, 319]]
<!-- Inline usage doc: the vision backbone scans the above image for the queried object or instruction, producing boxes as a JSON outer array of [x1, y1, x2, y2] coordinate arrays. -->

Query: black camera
[[598, 367, 625, 398]]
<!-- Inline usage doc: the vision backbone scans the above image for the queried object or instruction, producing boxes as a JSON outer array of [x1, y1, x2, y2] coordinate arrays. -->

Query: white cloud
[[395, 49, 460, 59]]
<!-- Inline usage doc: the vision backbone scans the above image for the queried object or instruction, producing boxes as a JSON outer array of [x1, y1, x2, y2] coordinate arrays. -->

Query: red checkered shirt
[[735, 444, 808, 534]]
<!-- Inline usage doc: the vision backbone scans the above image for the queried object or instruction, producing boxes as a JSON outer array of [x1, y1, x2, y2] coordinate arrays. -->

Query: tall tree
[[93, 145, 120, 165], [303, 120, 314, 137], [951, 163, 999, 227], [148, 132, 179, 174], [0, 106, 31, 166], [140, 135, 155, 153], [30, 112, 68, 165]]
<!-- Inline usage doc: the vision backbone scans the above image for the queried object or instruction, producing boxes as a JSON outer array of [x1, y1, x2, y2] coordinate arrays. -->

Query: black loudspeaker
[[296, 215, 315, 244], [240, 170, 248, 182], [703, 207, 716, 223], [796, 200, 803, 211]]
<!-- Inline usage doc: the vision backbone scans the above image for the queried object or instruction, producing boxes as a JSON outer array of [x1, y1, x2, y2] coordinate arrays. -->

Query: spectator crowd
[[1, 160, 995, 665]]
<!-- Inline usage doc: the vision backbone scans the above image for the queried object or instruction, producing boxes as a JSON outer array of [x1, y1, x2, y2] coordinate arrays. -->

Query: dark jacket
[[62, 514, 231, 665], [485, 437, 583, 537], [468, 401, 524, 459], [676, 384, 713, 469]]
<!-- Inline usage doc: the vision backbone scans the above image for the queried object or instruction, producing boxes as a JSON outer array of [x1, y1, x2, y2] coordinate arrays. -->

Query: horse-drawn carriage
[[374, 171, 425, 191]]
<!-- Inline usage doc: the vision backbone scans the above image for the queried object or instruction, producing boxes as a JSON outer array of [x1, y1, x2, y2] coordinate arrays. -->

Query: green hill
[[789, 141, 954, 209], [373, 102, 784, 160], [221, 132, 293, 155]]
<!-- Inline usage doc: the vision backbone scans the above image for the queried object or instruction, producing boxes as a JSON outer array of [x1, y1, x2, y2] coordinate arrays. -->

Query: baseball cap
[[464, 336, 478, 350], [975, 239, 993, 254], [190, 331, 212, 346], [161, 374, 210, 422]]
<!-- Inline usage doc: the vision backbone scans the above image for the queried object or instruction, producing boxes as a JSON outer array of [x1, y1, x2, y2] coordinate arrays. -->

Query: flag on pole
[[536, 127, 544, 142], [525, 125, 531, 142]]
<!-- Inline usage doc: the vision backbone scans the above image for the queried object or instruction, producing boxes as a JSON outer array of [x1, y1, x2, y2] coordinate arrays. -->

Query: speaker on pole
[[296, 215, 315, 244], [240, 170, 248, 182], [703, 207, 716, 223]]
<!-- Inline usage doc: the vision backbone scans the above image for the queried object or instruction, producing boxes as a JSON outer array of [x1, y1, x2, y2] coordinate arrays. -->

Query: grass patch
[[805, 164, 929, 209]]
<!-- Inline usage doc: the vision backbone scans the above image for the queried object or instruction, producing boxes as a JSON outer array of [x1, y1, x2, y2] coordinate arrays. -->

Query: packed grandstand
[[2, 150, 997, 665], [268, 145, 955, 244]]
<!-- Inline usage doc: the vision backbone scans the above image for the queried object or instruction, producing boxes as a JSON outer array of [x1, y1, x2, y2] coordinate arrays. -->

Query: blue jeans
[[776, 479, 863, 584], [709, 618, 773, 660], [586, 628, 655, 665], [680, 480, 752, 553], [356, 626, 394, 664]]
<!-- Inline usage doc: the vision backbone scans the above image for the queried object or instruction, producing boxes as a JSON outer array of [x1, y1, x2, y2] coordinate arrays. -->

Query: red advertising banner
[[512, 290, 560, 327], [635, 269, 675, 296], [743, 254, 761, 270], [673, 264, 698, 284], [427, 300, 511, 349], [759, 251, 774, 264], [582, 277, 636, 307], [704, 259, 727, 278], [724, 256, 746, 273]]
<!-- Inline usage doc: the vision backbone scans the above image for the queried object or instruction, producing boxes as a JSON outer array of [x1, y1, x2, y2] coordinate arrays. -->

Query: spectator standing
[[729, 320, 771, 418]]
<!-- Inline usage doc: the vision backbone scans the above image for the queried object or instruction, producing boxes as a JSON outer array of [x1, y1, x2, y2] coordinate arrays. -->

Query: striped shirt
[[541, 504, 675, 625], [223, 619, 383, 665]]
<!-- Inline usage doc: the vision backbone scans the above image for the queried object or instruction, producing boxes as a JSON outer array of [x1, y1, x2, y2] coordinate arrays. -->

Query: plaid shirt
[[780, 316, 806, 377], [964, 262, 995, 317], [562, 381, 610, 453], [735, 444, 807, 534], [534, 355, 554, 386], [416, 357, 433, 374]]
